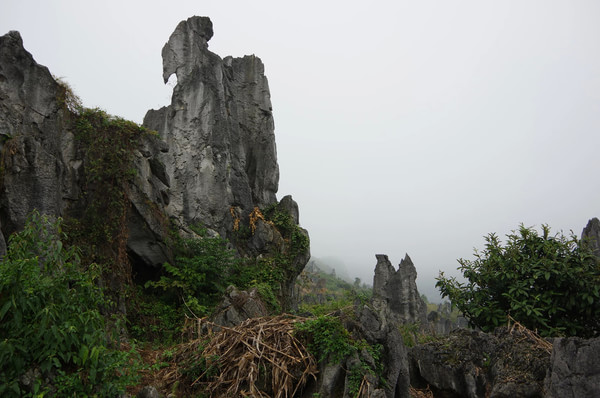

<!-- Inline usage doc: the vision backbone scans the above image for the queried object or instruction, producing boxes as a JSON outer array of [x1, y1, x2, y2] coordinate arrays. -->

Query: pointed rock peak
[[583, 217, 600, 234], [161, 16, 214, 83], [370, 253, 428, 324], [400, 253, 412, 265], [376, 254, 391, 264], [373, 254, 395, 297], [4, 30, 23, 43], [399, 253, 416, 273]]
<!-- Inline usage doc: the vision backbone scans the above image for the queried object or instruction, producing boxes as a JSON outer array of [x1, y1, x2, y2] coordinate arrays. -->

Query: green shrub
[[0, 211, 138, 397], [437, 224, 600, 337], [146, 229, 237, 317], [295, 315, 357, 364], [128, 287, 183, 344], [295, 315, 386, 395]]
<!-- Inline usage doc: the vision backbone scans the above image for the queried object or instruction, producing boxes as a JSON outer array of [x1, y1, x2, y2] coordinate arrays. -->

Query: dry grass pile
[[170, 315, 318, 397], [409, 385, 434, 398]]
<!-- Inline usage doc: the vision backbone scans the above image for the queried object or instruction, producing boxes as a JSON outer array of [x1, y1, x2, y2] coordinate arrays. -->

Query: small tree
[[436, 224, 600, 337], [0, 211, 136, 397]]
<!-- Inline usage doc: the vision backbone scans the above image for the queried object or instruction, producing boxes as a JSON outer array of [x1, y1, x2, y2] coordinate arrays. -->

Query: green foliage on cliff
[[0, 211, 138, 397], [296, 263, 371, 316], [294, 315, 385, 396], [261, 204, 309, 259], [64, 107, 158, 299], [437, 224, 600, 337], [145, 227, 236, 317]]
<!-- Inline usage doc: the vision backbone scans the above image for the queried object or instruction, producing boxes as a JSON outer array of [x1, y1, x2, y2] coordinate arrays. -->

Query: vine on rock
[[66, 107, 152, 293]]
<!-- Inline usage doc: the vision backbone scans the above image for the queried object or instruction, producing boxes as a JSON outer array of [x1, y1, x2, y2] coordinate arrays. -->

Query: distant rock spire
[[372, 254, 428, 325], [582, 217, 600, 258]]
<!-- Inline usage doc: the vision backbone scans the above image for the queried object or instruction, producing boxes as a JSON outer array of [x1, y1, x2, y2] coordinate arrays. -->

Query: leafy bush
[[0, 211, 138, 397], [146, 228, 237, 317], [295, 315, 357, 363], [436, 224, 600, 337], [295, 315, 386, 395], [128, 287, 183, 344]]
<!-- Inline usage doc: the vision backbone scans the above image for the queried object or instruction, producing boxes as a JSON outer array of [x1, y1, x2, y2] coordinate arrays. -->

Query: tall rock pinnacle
[[144, 16, 279, 234]]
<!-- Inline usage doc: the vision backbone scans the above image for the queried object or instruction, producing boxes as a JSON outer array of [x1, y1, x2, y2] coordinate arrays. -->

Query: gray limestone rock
[[143, 16, 279, 235], [356, 302, 411, 398], [544, 336, 600, 398], [277, 194, 300, 225], [372, 254, 428, 326], [314, 363, 345, 397], [0, 31, 74, 243], [210, 286, 269, 329], [410, 327, 550, 398], [0, 20, 309, 312], [0, 30, 172, 268]]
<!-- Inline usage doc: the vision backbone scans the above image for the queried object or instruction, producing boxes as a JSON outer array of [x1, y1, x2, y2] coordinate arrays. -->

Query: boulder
[[210, 286, 270, 328]]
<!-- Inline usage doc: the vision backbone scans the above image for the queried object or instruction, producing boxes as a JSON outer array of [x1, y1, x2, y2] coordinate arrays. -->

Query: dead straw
[[170, 315, 318, 398], [506, 316, 553, 354]]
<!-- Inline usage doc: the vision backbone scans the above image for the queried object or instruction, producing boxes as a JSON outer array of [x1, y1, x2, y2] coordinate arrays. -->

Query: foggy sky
[[2, 1, 599, 300]]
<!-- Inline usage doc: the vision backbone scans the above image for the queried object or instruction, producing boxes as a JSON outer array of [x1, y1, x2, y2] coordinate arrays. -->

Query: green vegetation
[[295, 315, 356, 363], [0, 211, 139, 397], [294, 315, 385, 396], [261, 204, 309, 259], [67, 107, 152, 288], [398, 322, 438, 348], [145, 227, 235, 318], [297, 262, 372, 316], [437, 224, 600, 337]]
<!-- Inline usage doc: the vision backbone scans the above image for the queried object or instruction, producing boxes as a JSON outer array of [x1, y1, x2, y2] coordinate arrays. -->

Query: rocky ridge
[[0, 17, 309, 310]]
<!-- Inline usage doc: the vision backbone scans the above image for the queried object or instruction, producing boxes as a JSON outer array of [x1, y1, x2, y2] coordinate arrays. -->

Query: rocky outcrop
[[302, 306, 410, 398], [209, 286, 270, 329], [410, 327, 551, 397], [143, 16, 279, 237], [0, 18, 309, 306], [544, 336, 600, 398], [0, 30, 173, 268], [140, 17, 310, 306], [372, 254, 428, 326], [582, 217, 600, 258], [0, 31, 73, 248], [355, 304, 411, 397]]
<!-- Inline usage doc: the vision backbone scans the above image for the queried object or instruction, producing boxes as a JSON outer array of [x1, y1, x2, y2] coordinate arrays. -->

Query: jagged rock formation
[[545, 336, 600, 397], [372, 254, 428, 325], [143, 16, 279, 237], [0, 31, 73, 248], [411, 329, 600, 398], [582, 217, 600, 258], [0, 17, 309, 310], [303, 306, 410, 398], [355, 305, 411, 397], [142, 17, 310, 307], [410, 327, 551, 397], [0, 30, 172, 269]]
